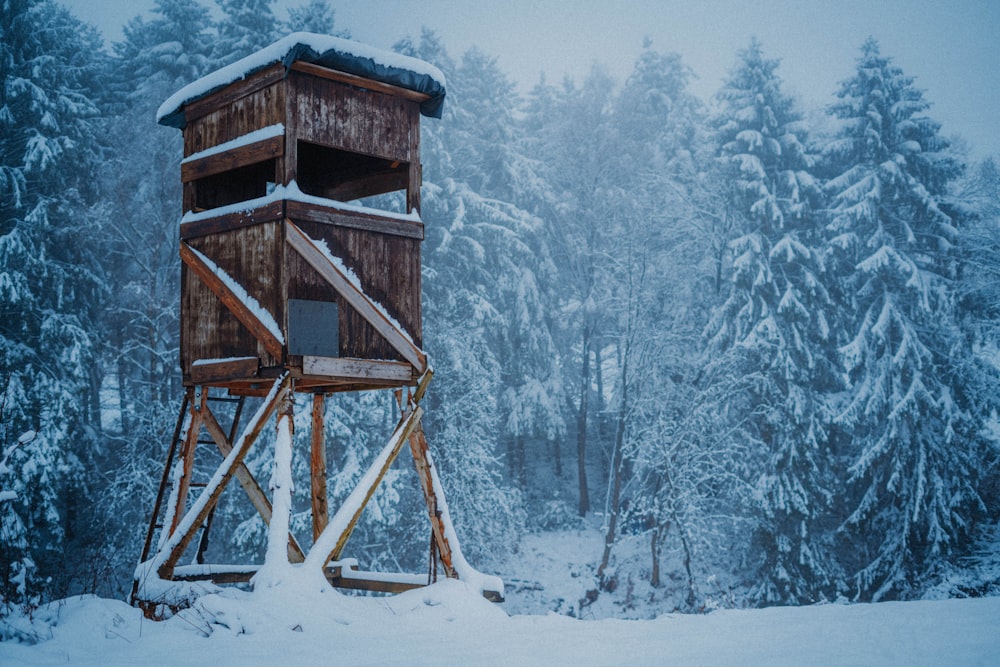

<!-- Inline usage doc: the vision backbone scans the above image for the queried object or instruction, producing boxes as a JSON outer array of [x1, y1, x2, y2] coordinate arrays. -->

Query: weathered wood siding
[[181, 222, 284, 375], [182, 66, 287, 155], [285, 69, 419, 166]]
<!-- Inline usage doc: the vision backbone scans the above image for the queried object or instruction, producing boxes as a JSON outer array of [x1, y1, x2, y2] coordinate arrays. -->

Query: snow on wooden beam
[[180, 242, 284, 360], [181, 131, 284, 183], [302, 356, 414, 383]]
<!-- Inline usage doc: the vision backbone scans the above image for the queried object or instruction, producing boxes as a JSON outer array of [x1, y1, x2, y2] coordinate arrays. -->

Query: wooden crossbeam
[[181, 134, 284, 183], [180, 242, 284, 360], [302, 356, 414, 383], [156, 375, 290, 579], [189, 357, 260, 384], [285, 220, 427, 373], [200, 402, 305, 563]]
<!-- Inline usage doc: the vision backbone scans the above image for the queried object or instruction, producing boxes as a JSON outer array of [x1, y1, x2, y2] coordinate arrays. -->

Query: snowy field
[[2, 581, 999, 666], [4, 524, 999, 665]]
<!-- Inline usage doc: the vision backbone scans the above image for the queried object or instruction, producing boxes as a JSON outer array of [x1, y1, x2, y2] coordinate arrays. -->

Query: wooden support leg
[[407, 421, 457, 579], [130, 389, 192, 606], [155, 375, 290, 580], [311, 393, 329, 542], [166, 389, 207, 537]]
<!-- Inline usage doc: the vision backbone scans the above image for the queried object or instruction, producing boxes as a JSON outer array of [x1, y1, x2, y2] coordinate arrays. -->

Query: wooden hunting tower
[[159, 34, 447, 394], [132, 34, 501, 613]]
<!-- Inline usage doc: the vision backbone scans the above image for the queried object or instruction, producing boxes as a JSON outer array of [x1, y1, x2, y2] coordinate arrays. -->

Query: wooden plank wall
[[183, 66, 287, 155], [178, 64, 425, 381], [284, 70, 419, 187], [286, 218, 422, 361], [182, 222, 284, 375], [182, 67, 286, 212]]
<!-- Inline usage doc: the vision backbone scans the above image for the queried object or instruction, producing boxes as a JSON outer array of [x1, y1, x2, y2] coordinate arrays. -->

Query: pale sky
[[63, 0, 999, 158]]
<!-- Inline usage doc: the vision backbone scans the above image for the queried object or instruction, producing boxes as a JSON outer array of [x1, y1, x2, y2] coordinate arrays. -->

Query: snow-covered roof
[[157, 32, 447, 128]]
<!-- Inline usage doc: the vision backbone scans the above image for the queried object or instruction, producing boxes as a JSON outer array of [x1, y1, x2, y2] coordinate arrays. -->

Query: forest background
[[2, 0, 999, 622]]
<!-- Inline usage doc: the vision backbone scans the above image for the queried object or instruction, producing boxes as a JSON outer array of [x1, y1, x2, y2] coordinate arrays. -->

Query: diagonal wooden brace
[[180, 241, 284, 360], [305, 405, 425, 569], [155, 375, 290, 579], [406, 420, 457, 579], [200, 403, 305, 563], [163, 390, 207, 539], [284, 220, 427, 373]]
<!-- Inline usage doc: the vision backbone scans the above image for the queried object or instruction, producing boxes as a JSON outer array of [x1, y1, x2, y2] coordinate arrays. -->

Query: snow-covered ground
[[3, 524, 999, 665], [3, 581, 999, 666]]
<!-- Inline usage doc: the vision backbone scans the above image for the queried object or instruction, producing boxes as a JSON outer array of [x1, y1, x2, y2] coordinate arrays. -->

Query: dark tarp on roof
[[158, 39, 446, 129]]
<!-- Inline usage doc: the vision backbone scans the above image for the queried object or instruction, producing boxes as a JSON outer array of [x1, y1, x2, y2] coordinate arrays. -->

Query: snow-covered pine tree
[[823, 38, 985, 601], [0, 0, 106, 606], [592, 43, 708, 591], [704, 39, 836, 604], [390, 32, 529, 562], [213, 0, 279, 64], [446, 48, 564, 492], [956, 158, 1000, 344], [284, 0, 346, 35], [524, 65, 622, 517]]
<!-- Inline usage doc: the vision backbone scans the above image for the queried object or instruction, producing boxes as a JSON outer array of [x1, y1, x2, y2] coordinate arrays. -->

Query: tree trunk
[[650, 520, 669, 588], [552, 437, 562, 478], [577, 326, 591, 516], [117, 353, 130, 437], [663, 461, 696, 609], [516, 433, 527, 489], [596, 373, 628, 587], [594, 341, 606, 438]]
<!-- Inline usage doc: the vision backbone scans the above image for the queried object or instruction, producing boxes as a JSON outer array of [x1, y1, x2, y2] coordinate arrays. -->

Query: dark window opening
[[194, 159, 277, 211], [297, 140, 408, 203]]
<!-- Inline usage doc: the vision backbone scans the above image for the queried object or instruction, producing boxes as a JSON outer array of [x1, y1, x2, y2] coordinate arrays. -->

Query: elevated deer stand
[[131, 34, 502, 615]]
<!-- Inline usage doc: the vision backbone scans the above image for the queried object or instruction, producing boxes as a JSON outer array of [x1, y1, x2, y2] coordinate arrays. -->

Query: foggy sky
[[62, 0, 1000, 158]]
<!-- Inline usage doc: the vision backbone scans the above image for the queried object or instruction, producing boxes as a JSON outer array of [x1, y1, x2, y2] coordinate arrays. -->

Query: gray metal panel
[[288, 298, 339, 357]]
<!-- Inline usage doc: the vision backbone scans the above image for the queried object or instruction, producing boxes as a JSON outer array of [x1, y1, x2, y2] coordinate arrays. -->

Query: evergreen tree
[[823, 39, 985, 601], [445, 48, 564, 491], [528, 66, 621, 516], [593, 43, 708, 591], [393, 31, 528, 559], [0, 0, 106, 606], [214, 0, 279, 63], [90, 0, 216, 594], [705, 39, 836, 604], [284, 0, 346, 35]]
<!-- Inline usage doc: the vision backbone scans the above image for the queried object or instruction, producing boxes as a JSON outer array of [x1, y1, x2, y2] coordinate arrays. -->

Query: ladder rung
[[190, 482, 208, 488], [207, 396, 242, 403]]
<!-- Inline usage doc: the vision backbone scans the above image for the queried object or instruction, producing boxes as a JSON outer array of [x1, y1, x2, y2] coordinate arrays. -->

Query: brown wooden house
[[157, 34, 447, 395]]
